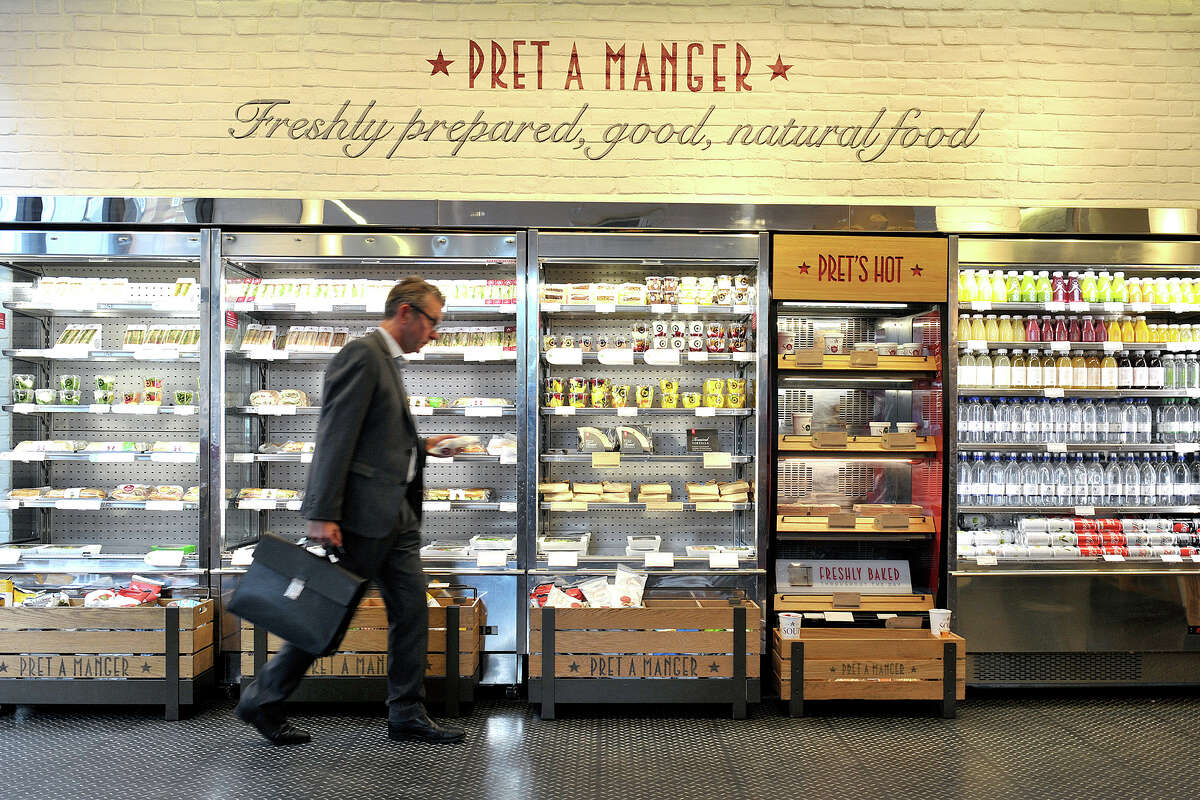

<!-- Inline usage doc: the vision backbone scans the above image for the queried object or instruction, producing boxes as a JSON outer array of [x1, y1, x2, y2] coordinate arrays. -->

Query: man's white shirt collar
[[376, 326, 404, 360]]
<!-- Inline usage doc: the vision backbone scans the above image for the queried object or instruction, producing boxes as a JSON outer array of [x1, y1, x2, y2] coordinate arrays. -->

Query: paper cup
[[792, 413, 812, 435], [779, 612, 803, 639], [895, 422, 918, 434], [824, 334, 844, 354], [928, 608, 952, 637], [869, 421, 891, 436]]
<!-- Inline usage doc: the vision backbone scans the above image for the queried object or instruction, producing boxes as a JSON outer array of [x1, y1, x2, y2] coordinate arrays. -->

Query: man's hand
[[425, 434, 466, 455], [307, 520, 342, 547]]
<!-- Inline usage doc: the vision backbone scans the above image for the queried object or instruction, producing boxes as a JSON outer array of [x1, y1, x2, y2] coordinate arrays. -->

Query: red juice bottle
[[1067, 317, 1082, 342], [1081, 316, 1097, 343], [1025, 315, 1041, 342], [1051, 271, 1067, 302], [1054, 315, 1069, 341], [1041, 315, 1054, 341]]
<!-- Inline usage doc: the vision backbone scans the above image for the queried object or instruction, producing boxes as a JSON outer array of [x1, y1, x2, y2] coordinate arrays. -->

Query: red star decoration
[[911, 264, 923, 277], [797, 262, 811, 275], [769, 55, 792, 81], [427, 50, 453, 76]]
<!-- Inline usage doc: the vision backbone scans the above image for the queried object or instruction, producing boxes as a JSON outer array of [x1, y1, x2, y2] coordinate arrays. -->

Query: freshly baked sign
[[773, 235, 949, 303]]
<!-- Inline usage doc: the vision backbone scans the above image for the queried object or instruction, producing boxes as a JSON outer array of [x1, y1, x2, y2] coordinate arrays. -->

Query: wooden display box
[[529, 597, 761, 719], [0, 598, 215, 720], [773, 628, 965, 718], [240, 596, 485, 716]]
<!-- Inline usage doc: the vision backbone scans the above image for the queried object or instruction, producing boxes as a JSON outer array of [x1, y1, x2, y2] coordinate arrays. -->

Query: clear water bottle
[[1052, 400, 1070, 445], [957, 453, 972, 504], [1136, 399, 1153, 444], [1157, 399, 1173, 444], [1141, 456, 1157, 507], [1155, 451, 1173, 506], [981, 397, 997, 444], [987, 454, 1007, 506], [1069, 454, 1088, 506], [1094, 401, 1109, 445], [1052, 455, 1072, 508], [1004, 455, 1024, 504], [1107, 400, 1123, 444], [1086, 453, 1105, 505], [972, 454, 990, 506], [1118, 399, 1136, 445], [1122, 456, 1143, 507], [1104, 454, 1124, 505], [1040, 399, 1057, 444], [1021, 454, 1039, 505], [1037, 454, 1056, 508], [1067, 399, 1084, 444], [1179, 400, 1195, 443], [993, 398, 1011, 444], [1172, 453, 1190, 506], [1081, 400, 1097, 443]]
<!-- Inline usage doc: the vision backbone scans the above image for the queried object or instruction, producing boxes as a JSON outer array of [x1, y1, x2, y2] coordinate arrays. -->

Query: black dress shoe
[[235, 706, 312, 745], [388, 712, 466, 744]]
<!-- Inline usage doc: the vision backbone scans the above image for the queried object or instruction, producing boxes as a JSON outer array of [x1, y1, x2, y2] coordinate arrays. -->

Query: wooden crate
[[773, 628, 965, 718], [529, 598, 761, 720], [239, 596, 485, 714], [0, 599, 216, 720]]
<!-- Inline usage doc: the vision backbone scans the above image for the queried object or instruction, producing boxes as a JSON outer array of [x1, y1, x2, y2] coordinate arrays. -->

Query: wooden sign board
[[774, 235, 948, 303]]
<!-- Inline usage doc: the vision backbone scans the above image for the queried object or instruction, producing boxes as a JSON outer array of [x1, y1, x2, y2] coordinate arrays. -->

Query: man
[[235, 277, 467, 745]]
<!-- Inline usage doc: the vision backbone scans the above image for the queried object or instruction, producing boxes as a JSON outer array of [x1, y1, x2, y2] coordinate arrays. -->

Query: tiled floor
[[4, 689, 1200, 799]]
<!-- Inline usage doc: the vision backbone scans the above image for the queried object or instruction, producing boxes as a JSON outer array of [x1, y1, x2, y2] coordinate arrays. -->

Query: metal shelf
[[957, 388, 1192, 398], [776, 532, 933, 542], [0, 451, 198, 463], [540, 407, 752, 417], [228, 350, 516, 364], [4, 349, 201, 362], [227, 405, 514, 417], [4, 404, 198, 416], [952, 561, 1200, 575], [958, 443, 1197, 453], [238, 304, 516, 320], [529, 555, 764, 575], [539, 502, 753, 511], [958, 341, 1198, 353], [960, 300, 1200, 315], [3, 302, 201, 319], [540, 453, 752, 464], [11, 500, 200, 510], [957, 505, 1200, 514], [543, 351, 756, 365], [230, 452, 509, 464], [540, 303, 755, 317]]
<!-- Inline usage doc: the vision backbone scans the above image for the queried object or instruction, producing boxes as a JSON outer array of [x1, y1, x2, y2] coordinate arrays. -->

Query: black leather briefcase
[[227, 533, 368, 657]]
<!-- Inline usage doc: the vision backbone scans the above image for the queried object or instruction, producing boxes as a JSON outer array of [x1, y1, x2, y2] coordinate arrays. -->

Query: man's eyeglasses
[[409, 304, 441, 330]]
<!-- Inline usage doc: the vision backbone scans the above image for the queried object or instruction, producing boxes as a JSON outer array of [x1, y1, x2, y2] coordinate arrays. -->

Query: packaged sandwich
[[111, 484, 151, 501], [148, 485, 184, 501], [278, 389, 310, 406], [183, 486, 200, 503], [249, 390, 281, 406]]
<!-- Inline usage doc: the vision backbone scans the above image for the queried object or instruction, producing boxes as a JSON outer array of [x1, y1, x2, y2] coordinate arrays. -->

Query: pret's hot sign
[[773, 235, 948, 303]]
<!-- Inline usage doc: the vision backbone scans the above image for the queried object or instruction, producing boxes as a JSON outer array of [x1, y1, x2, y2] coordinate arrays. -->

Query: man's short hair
[[384, 277, 445, 320]]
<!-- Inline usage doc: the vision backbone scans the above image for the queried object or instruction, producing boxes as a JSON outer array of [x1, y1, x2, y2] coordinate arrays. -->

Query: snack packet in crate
[[612, 565, 647, 608], [577, 576, 614, 608]]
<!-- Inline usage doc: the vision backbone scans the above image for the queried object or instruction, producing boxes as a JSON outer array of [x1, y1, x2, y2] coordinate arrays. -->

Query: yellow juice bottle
[[957, 315, 972, 342], [1108, 317, 1123, 341], [1167, 324, 1181, 342], [1026, 353, 1043, 388], [984, 315, 1000, 340], [1100, 353, 1118, 388], [1010, 316, 1026, 342], [1056, 354, 1074, 388], [970, 314, 987, 340], [1134, 315, 1151, 343], [998, 315, 1015, 342], [1072, 351, 1087, 388], [975, 271, 992, 302], [1121, 316, 1136, 342], [1085, 353, 1101, 387], [1011, 350, 1027, 387]]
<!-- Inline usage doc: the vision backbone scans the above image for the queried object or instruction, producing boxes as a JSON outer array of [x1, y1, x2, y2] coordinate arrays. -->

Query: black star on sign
[[141, 662, 152, 673], [912, 665, 919, 673], [709, 662, 720, 673], [568, 661, 580, 673], [911, 263, 923, 277], [0, 662, 7, 673], [830, 666, 838, 674], [797, 262, 811, 275], [427, 50, 453, 76]]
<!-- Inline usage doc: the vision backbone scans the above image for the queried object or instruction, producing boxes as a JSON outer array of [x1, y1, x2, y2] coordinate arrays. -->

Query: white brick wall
[[0, 0, 1195, 205]]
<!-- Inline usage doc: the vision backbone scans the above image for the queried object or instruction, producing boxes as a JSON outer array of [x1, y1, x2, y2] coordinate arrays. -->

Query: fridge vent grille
[[971, 652, 1144, 683]]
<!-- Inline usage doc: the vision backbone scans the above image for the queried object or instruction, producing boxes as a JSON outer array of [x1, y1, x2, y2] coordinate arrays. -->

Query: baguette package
[[538, 482, 570, 494], [44, 487, 106, 499], [718, 480, 750, 496], [572, 482, 603, 495]]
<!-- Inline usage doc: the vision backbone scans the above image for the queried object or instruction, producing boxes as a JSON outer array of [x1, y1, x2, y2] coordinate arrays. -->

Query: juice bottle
[[1067, 316, 1082, 342], [1025, 315, 1042, 342], [1043, 351, 1059, 387], [1167, 324, 1181, 343], [1071, 350, 1087, 388], [970, 314, 987, 340], [1149, 350, 1164, 388], [993, 349, 1012, 387], [975, 270, 992, 302], [1101, 352, 1118, 388], [1041, 315, 1055, 342], [1169, 277, 1183, 304], [1181, 325, 1194, 344], [1051, 271, 1067, 302], [1035, 271, 1053, 303], [958, 271, 973, 302], [1154, 324, 1168, 343], [959, 351, 976, 387], [1019, 271, 1037, 302], [1182, 278, 1196, 305], [1127, 278, 1143, 304], [957, 315, 973, 342], [1005, 271, 1021, 302], [1117, 350, 1133, 388], [1026, 352, 1043, 388], [1085, 352, 1101, 388], [1121, 316, 1136, 342], [1110, 271, 1127, 302], [991, 271, 1007, 303], [998, 315, 1015, 342], [975, 351, 993, 388], [1067, 271, 1082, 303], [1080, 316, 1097, 342], [1108, 317, 1123, 341], [1011, 316, 1026, 342], [1053, 315, 1069, 341], [1132, 350, 1149, 389], [1096, 272, 1113, 303], [1154, 277, 1170, 304], [1080, 271, 1098, 303], [1011, 350, 1027, 387], [984, 315, 1000, 340], [1134, 315, 1151, 343], [1093, 316, 1108, 342], [1056, 353, 1074, 388]]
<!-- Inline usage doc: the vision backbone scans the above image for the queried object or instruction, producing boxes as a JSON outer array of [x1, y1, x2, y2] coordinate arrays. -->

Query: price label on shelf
[[464, 346, 506, 362], [230, 548, 255, 567], [136, 348, 179, 361], [238, 499, 277, 510], [1171, 303, 1190, 314], [644, 551, 674, 568], [150, 453, 198, 463], [285, 500, 303, 511], [1049, 341, 1070, 352], [598, 349, 634, 366], [1043, 302, 1065, 312], [1189, 389, 1200, 399], [145, 500, 185, 512], [1174, 443, 1199, 454], [595, 302, 616, 314], [1192, 555, 1200, 563], [426, 456, 453, 465], [172, 405, 197, 416], [465, 406, 503, 417], [300, 453, 313, 464], [295, 301, 333, 314], [423, 501, 452, 512], [260, 405, 297, 416], [0, 548, 21, 565], [1047, 443, 1068, 453], [643, 350, 680, 366], [499, 501, 518, 513], [677, 303, 699, 315], [541, 303, 561, 313], [965, 339, 988, 351], [404, 351, 424, 361], [732, 351, 756, 362], [50, 345, 90, 360], [591, 452, 621, 468], [1068, 302, 1090, 313], [703, 451, 733, 469], [687, 351, 709, 362], [476, 550, 508, 568], [1102, 341, 1122, 352], [410, 406, 434, 416], [695, 501, 734, 512], [500, 454, 518, 465], [733, 304, 754, 314], [1102, 554, 1125, 562], [4, 499, 21, 510], [650, 303, 671, 314], [547, 551, 578, 568], [56, 499, 102, 510], [1103, 302, 1125, 313], [1043, 387, 1065, 398], [695, 407, 717, 418], [91, 453, 136, 463], [975, 555, 998, 566], [970, 301, 992, 311], [1131, 302, 1152, 313], [1161, 554, 1184, 563], [6, 451, 44, 462], [11, 403, 37, 414], [824, 611, 856, 623], [708, 552, 739, 569], [553, 406, 576, 416], [230, 453, 254, 464], [546, 347, 583, 365], [1075, 506, 1096, 516], [616, 407, 638, 417]]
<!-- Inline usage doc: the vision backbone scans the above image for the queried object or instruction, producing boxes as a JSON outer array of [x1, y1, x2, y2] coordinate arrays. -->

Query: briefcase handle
[[428, 582, 478, 602]]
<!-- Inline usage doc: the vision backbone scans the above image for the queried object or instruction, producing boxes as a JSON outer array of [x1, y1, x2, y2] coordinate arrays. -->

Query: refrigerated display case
[[0, 229, 215, 717], [213, 231, 526, 690], [526, 232, 770, 712], [951, 236, 1200, 685]]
